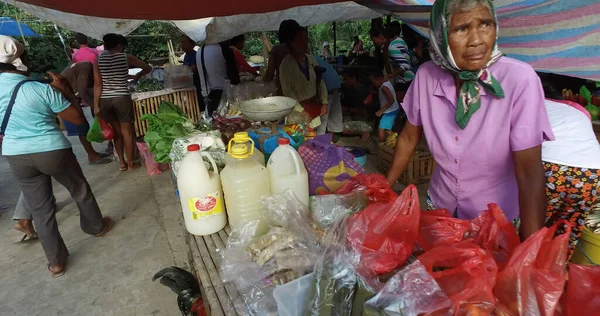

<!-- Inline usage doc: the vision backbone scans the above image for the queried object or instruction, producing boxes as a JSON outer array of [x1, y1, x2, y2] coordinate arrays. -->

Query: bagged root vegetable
[[494, 221, 570, 316], [334, 173, 397, 204], [417, 241, 498, 315], [565, 264, 600, 316], [346, 185, 420, 276], [363, 261, 452, 316]]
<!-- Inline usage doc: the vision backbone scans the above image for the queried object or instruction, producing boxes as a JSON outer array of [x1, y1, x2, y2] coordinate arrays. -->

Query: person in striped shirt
[[370, 22, 415, 92], [93, 34, 151, 172]]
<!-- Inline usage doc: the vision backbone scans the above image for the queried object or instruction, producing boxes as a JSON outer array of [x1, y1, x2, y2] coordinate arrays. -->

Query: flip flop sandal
[[127, 164, 141, 172], [97, 152, 111, 158], [95, 217, 113, 238], [119, 166, 128, 171], [15, 233, 38, 244], [89, 157, 113, 165], [47, 264, 65, 278]]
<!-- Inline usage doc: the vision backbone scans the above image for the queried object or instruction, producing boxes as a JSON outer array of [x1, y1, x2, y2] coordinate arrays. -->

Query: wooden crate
[[378, 143, 435, 185], [132, 88, 201, 137]]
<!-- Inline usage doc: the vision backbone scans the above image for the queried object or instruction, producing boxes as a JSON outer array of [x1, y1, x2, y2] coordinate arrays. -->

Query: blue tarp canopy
[[0, 17, 38, 37]]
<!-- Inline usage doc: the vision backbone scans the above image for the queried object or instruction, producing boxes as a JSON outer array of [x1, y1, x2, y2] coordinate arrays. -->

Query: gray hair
[[446, 0, 493, 24]]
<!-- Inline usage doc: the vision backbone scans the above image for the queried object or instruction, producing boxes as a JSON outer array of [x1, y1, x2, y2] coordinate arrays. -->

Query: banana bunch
[[385, 132, 398, 148], [586, 203, 600, 234]]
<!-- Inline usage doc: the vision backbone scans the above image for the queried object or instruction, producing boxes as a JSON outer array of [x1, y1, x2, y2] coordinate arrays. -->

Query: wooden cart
[[378, 143, 435, 185], [132, 88, 201, 137]]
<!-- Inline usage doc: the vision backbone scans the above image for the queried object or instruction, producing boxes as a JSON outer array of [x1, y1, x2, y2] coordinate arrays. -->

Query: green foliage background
[[0, 3, 373, 73]]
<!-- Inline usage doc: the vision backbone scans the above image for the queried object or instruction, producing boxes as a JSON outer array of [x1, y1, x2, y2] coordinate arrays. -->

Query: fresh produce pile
[[141, 101, 195, 162], [585, 203, 600, 234], [563, 86, 600, 120], [218, 174, 591, 316], [384, 132, 398, 148], [134, 78, 164, 92]]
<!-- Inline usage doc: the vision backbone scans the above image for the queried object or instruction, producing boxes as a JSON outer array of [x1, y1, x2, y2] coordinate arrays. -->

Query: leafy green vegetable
[[136, 78, 164, 92], [141, 101, 195, 162], [580, 86, 592, 105]]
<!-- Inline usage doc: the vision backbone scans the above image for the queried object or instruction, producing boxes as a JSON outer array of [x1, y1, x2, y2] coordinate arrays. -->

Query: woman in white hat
[[0, 36, 112, 278], [321, 42, 332, 58]]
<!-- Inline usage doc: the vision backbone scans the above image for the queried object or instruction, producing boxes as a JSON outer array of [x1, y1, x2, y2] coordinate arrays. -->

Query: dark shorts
[[100, 96, 134, 123], [63, 118, 90, 136]]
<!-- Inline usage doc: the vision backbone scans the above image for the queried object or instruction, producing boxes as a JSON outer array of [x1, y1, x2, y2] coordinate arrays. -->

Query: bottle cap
[[278, 138, 290, 145], [187, 144, 200, 151]]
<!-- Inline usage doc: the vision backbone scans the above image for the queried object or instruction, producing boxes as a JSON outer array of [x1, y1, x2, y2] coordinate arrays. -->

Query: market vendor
[[385, 0, 554, 240], [263, 19, 300, 94], [230, 34, 260, 75], [279, 26, 328, 120], [541, 84, 600, 260]]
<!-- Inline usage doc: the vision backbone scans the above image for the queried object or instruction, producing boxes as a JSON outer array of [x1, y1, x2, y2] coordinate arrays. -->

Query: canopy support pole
[[333, 21, 337, 56]]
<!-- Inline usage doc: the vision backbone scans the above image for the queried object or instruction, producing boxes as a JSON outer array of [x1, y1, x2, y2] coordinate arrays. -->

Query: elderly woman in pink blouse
[[386, 0, 554, 240]]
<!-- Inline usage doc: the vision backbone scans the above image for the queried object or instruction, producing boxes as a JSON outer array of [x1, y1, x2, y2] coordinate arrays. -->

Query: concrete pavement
[[0, 136, 191, 316]]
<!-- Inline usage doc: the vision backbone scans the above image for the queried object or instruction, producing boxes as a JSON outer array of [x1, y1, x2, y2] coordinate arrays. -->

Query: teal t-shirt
[[0, 73, 71, 155]]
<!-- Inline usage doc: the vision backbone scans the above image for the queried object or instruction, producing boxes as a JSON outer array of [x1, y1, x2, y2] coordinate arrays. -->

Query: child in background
[[369, 70, 400, 142]]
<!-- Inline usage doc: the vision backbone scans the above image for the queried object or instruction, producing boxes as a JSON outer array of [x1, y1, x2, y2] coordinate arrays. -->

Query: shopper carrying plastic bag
[[87, 117, 113, 143], [494, 221, 571, 316]]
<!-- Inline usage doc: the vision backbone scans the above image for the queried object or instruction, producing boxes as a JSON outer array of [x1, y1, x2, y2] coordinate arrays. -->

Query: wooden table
[[189, 226, 249, 316]]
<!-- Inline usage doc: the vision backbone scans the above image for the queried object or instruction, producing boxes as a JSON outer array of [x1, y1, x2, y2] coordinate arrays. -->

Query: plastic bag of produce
[[305, 215, 358, 316], [220, 191, 320, 316], [469, 203, 520, 270], [346, 185, 420, 276], [343, 121, 373, 133], [334, 173, 397, 204], [417, 204, 520, 269], [363, 261, 452, 316], [565, 263, 600, 316], [310, 190, 368, 229], [494, 221, 570, 316], [169, 130, 226, 176], [87, 117, 113, 143], [418, 241, 498, 315]]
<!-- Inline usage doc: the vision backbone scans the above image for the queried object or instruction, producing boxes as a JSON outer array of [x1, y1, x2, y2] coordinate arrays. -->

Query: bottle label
[[188, 192, 223, 220]]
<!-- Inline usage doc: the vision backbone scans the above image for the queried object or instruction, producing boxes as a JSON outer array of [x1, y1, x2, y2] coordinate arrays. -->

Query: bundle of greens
[[135, 78, 164, 92], [141, 101, 195, 162]]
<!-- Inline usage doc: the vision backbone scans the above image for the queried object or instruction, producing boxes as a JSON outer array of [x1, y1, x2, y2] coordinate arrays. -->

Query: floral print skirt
[[544, 162, 600, 260]]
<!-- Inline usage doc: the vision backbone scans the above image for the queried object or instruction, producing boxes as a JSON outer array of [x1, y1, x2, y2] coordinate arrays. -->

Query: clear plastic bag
[[363, 261, 452, 316], [216, 81, 277, 118], [169, 130, 226, 176], [305, 215, 359, 316], [343, 121, 373, 133], [310, 190, 368, 229], [220, 191, 321, 316]]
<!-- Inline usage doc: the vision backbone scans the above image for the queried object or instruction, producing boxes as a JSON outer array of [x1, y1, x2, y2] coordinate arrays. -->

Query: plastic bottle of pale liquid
[[177, 144, 226, 236], [221, 132, 271, 235], [224, 147, 265, 166], [267, 138, 309, 206]]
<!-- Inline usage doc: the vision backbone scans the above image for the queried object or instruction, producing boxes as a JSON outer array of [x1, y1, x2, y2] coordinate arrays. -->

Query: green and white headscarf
[[429, 0, 505, 129]]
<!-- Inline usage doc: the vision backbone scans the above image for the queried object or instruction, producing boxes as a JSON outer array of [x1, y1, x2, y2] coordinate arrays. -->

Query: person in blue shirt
[[181, 35, 204, 111], [0, 36, 112, 278], [313, 56, 343, 136]]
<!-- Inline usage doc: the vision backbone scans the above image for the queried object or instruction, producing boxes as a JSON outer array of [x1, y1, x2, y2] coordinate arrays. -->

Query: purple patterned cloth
[[298, 134, 364, 195]]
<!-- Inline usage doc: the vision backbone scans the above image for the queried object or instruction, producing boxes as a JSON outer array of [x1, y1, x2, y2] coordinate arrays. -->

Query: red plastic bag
[[470, 203, 521, 269], [417, 209, 471, 251], [418, 241, 498, 316], [346, 184, 420, 275], [565, 264, 600, 316], [99, 118, 114, 140], [334, 173, 397, 204], [494, 221, 570, 316], [417, 204, 520, 269]]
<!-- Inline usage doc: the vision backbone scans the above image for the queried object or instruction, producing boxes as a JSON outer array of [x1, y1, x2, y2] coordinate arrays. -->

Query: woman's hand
[[376, 110, 384, 117], [47, 72, 71, 93], [320, 104, 328, 116], [94, 106, 101, 116]]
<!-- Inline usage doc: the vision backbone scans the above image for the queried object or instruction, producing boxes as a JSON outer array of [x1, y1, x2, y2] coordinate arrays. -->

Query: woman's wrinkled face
[[447, 4, 496, 71]]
